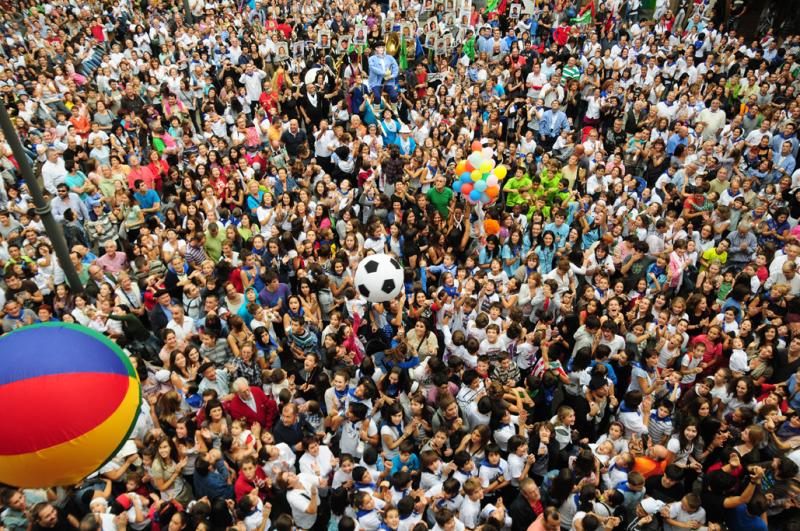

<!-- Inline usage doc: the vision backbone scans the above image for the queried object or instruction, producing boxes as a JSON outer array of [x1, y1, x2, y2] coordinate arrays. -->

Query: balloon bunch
[[452, 140, 507, 204]]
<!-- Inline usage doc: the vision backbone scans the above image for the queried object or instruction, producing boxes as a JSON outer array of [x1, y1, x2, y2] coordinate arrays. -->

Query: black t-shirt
[[701, 490, 727, 525], [645, 474, 685, 503], [6, 279, 39, 308]]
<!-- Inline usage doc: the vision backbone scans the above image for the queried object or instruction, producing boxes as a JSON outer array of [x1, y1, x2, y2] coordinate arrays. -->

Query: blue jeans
[[372, 82, 398, 105]]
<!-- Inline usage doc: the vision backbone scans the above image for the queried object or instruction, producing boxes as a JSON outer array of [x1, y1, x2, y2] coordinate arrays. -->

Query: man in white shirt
[[697, 99, 726, 140], [166, 305, 197, 344], [279, 471, 320, 531], [239, 63, 267, 103], [41, 148, 67, 194]]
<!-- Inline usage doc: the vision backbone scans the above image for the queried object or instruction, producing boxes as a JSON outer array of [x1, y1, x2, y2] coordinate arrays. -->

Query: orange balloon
[[486, 186, 499, 198], [455, 160, 467, 175], [484, 219, 500, 235], [464, 161, 474, 173], [471, 140, 483, 152]]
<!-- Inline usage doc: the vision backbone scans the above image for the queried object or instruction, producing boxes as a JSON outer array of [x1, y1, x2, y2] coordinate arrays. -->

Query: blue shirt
[[133, 189, 162, 218], [729, 504, 767, 531]]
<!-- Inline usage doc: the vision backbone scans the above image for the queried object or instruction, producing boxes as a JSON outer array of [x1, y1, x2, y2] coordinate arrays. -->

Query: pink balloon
[[486, 175, 498, 187]]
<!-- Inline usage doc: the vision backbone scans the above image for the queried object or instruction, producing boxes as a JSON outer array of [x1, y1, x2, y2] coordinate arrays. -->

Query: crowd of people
[[2, 0, 800, 531]]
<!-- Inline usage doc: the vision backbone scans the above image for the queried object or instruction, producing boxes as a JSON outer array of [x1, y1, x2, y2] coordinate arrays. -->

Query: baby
[[728, 337, 749, 376], [230, 419, 256, 461], [590, 439, 616, 470]]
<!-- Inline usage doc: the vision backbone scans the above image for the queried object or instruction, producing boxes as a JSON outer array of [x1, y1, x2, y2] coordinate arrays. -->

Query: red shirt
[[127, 165, 156, 190], [224, 386, 279, 431], [234, 467, 270, 502]]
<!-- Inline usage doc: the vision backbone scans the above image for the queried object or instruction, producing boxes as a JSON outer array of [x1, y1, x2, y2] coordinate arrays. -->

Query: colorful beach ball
[[0, 323, 141, 487]]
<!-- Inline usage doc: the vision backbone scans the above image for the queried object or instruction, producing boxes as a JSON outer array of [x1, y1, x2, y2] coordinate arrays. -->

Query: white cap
[[640, 498, 665, 515]]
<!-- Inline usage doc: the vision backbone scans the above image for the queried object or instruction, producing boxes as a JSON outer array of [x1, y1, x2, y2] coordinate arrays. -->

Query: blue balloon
[[469, 189, 482, 201], [460, 172, 472, 183], [481, 193, 490, 203], [474, 180, 487, 192], [453, 182, 462, 193]]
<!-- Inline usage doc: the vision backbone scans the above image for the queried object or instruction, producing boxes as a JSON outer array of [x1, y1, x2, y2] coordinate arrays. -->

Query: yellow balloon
[[471, 169, 482, 181], [494, 164, 508, 179], [479, 160, 493, 174]]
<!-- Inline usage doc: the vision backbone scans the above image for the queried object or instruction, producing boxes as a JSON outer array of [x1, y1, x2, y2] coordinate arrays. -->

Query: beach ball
[[0, 323, 141, 487], [354, 254, 404, 303]]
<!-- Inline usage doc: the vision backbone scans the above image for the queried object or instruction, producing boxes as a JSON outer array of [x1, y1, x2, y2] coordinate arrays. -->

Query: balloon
[[484, 219, 500, 235], [464, 161, 474, 173], [453, 182, 462, 193], [471, 169, 482, 182], [455, 160, 467, 175], [479, 160, 493, 174], [474, 180, 487, 192], [0, 323, 141, 487], [467, 152, 483, 169], [494, 165, 508, 179], [481, 193, 490, 203], [486, 175, 499, 187], [471, 140, 483, 152], [469, 189, 482, 201], [486, 186, 499, 198], [461, 183, 474, 195], [355, 255, 404, 303], [460, 172, 472, 182], [482, 147, 494, 159]]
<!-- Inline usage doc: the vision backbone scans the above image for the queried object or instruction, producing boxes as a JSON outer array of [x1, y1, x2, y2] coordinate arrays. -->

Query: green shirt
[[504, 175, 532, 207], [427, 186, 454, 217], [204, 230, 226, 262]]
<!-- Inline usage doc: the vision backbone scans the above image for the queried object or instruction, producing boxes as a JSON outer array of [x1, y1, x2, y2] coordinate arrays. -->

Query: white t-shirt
[[286, 473, 320, 531]]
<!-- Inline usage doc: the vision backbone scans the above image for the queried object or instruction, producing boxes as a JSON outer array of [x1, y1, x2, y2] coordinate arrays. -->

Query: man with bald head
[[280, 119, 307, 157]]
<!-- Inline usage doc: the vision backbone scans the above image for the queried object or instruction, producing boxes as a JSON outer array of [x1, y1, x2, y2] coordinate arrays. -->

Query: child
[[604, 451, 635, 489], [647, 255, 668, 292], [396, 497, 423, 531], [451, 450, 477, 485], [419, 450, 450, 491], [381, 505, 401, 531], [729, 337, 749, 376], [552, 406, 576, 450], [459, 478, 484, 530], [590, 439, 615, 470], [389, 471, 414, 504], [596, 422, 629, 454], [443, 323, 471, 367], [478, 444, 509, 502], [300, 400, 325, 438], [662, 493, 706, 531], [389, 440, 420, 476], [230, 419, 256, 461], [507, 435, 536, 487], [716, 270, 735, 303], [618, 390, 652, 440], [514, 329, 539, 374], [353, 491, 385, 531], [332, 453, 355, 489], [478, 323, 507, 360], [648, 399, 674, 447], [679, 342, 706, 390]]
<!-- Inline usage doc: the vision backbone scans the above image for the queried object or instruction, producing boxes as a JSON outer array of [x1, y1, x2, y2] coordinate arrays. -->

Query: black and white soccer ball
[[354, 254, 404, 303]]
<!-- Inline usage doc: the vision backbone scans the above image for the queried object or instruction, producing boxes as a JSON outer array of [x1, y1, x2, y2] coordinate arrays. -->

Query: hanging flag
[[570, 11, 592, 25], [484, 0, 500, 14], [462, 36, 476, 61], [399, 38, 408, 71]]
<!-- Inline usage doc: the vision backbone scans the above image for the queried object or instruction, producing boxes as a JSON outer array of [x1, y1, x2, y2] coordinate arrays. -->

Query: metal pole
[[0, 101, 84, 292], [183, 0, 193, 25]]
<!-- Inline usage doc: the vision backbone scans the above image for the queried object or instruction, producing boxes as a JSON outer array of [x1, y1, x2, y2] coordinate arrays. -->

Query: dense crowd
[[2, 0, 800, 531]]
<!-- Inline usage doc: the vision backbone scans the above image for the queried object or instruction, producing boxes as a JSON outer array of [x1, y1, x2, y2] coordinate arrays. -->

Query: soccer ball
[[354, 254, 404, 303]]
